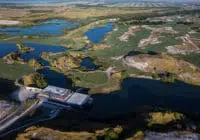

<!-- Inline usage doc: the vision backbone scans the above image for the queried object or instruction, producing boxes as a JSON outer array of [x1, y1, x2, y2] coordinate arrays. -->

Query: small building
[[41, 85, 93, 108], [42, 85, 73, 101]]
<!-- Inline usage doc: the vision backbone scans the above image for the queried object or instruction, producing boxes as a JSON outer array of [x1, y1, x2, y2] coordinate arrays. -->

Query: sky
[[0, 0, 199, 4]]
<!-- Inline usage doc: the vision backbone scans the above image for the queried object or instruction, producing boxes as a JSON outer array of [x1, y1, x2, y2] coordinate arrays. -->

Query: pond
[[80, 57, 97, 70], [84, 23, 114, 44], [0, 42, 68, 65], [90, 78, 200, 119], [0, 42, 18, 58], [37, 68, 73, 89], [0, 19, 80, 36]]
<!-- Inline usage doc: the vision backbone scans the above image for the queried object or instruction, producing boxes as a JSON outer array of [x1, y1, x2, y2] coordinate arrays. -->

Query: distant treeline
[[121, 20, 165, 25], [118, 9, 200, 22], [176, 21, 194, 25]]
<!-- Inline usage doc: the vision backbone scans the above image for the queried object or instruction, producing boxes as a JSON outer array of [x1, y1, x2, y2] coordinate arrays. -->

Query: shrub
[[152, 73, 159, 80], [147, 112, 184, 127], [23, 72, 47, 89], [28, 59, 42, 69], [161, 72, 176, 83], [103, 126, 123, 140]]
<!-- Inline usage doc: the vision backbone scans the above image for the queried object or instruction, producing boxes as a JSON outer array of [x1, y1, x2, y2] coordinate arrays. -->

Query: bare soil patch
[[123, 54, 200, 86], [167, 34, 200, 55], [138, 25, 177, 48], [119, 26, 141, 42], [0, 20, 20, 25]]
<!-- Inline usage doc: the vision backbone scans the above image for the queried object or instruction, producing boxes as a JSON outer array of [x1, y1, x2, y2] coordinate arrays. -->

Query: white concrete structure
[[66, 93, 90, 106], [25, 87, 42, 93], [42, 85, 92, 106], [43, 86, 69, 96]]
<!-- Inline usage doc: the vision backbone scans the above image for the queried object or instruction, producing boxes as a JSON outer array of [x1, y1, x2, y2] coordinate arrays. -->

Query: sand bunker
[[167, 34, 200, 55], [138, 32, 161, 48], [119, 26, 141, 42], [123, 54, 200, 85], [138, 25, 177, 48]]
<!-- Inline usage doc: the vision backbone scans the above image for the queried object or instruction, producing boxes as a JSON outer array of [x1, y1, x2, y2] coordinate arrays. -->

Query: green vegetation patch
[[0, 59, 33, 80], [176, 53, 200, 68], [147, 112, 184, 127], [143, 33, 183, 53], [90, 24, 151, 59], [71, 72, 108, 88], [28, 59, 42, 69], [22, 72, 47, 89]]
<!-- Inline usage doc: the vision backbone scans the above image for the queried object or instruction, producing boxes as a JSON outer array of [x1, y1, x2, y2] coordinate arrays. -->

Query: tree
[[23, 72, 47, 89], [161, 72, 176, 83], [152, 73, 159, 80], [28, 59, 42, 70]]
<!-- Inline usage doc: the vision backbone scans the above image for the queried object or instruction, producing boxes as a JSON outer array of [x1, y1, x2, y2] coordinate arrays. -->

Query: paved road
[[0, 101, 42, 135], [0, 104, 61, 138]]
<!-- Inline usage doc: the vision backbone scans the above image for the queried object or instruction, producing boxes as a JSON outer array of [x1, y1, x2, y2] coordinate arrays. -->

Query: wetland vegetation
[[0, 1, 200, 139]]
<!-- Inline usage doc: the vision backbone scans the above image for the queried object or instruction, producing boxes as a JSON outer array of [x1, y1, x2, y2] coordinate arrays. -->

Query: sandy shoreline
[[0, 20, 20, 25]]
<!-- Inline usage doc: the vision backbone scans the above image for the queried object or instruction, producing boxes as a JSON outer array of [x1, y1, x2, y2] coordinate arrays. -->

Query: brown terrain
[[52, 56, 80, 72], [138, 25, 177, 48], [17, 125, 123, 140], [119, 26, 141, 42], [123, 54, 200, 85], [16, 126, 96, 140]]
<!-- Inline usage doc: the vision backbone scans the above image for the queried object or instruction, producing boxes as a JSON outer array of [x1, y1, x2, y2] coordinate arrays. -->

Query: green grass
[[0, 59, 33, 80], [143, 33, 183, 53], [71, 71, 108, 88], [173, 24, 191, 35], [189, 33, 200, 39], [147, 112, 184, 127], [90, 24, 151, 59], [176, 53, 200, 68], [7, 36, 65, 47]]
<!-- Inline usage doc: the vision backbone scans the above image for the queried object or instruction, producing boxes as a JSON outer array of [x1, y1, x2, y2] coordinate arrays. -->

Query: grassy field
[[176, 53, 200, 68], [143, 33, 183, 53], [2, 6, 200, 92], [70, 71, 108, 88], [89, 24, 151, 59], [58, 7, 154, 19], [0, 59, 33, 80]]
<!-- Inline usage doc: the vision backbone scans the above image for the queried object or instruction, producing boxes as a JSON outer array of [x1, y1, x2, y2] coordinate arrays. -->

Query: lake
[[37, 68, 73, 89], [2, 40, 199, 117], [35, 69, 200, 119], [0, 42, 68, 65], [90, 78, 200, 119], [0, 19, 79, 36], [0, 42, 18, 58], [84, 23, 114, 43]]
